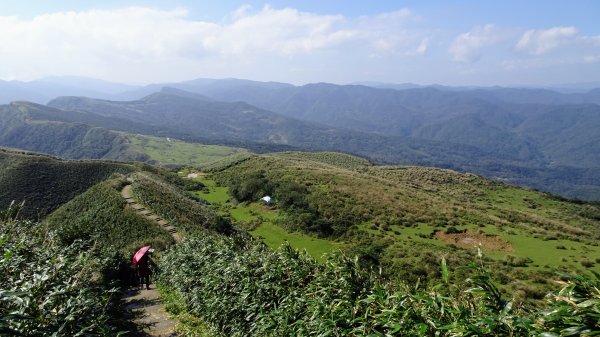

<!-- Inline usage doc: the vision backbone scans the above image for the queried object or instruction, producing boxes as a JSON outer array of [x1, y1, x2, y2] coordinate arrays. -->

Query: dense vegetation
[[1, 145, 598, 335], [0, 203, 126, 336], [0, 149, 134, 219], [158, 229, 600, 336]]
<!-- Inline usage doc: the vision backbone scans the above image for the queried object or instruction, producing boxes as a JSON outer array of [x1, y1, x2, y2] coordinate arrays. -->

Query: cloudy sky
[[1, 0, 599, 86]]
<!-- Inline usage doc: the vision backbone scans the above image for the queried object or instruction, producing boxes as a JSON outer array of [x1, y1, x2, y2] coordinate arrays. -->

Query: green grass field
[[363, 221, 600, 271], [251, 222, 339, 261], [188, 175, 339, 260], [127, 134, 247, 166]]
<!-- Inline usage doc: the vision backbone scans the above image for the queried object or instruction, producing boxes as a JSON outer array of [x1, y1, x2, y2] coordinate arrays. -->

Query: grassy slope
[[0, 149, 134, 219], [206, 151, 600, 296], [130, 172, 233, 236], [126, 133, 247, 166], [45, 177, 174, 253]]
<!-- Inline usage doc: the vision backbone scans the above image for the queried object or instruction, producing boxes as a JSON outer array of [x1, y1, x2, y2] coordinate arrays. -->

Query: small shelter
[[260, 196, 272, 205]]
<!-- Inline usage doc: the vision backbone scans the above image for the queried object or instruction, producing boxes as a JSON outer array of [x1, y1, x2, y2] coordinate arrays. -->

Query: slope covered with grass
[[126, 133, 247, 167], [0, 149, 134, 219], [45, 177, 174, 253], [208, 151, 600, 299], [130, 172, 234, 235], [158, 225, 600, 336]]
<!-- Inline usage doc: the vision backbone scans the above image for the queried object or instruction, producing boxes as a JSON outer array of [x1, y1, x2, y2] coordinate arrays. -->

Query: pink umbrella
[[132, 246, 151, 265]]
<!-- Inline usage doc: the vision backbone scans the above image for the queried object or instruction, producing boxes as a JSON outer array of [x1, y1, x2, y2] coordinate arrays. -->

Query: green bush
[[45, 179, 174, 253]]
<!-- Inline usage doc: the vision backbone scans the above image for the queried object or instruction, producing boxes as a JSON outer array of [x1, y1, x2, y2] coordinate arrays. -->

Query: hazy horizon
[[1, 0, 599, 87]]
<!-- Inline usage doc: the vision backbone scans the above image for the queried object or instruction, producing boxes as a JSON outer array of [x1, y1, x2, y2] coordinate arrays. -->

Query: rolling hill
[[0, 149, 135, 219], [0, 101, 149, 161], [203, 151, 600, 295]]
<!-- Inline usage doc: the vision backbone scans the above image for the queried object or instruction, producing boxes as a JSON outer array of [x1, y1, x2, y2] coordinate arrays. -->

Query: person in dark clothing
[[137, 254, 153, 290]]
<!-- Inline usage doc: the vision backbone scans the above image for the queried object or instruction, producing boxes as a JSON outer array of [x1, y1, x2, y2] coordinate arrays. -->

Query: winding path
[[121, 182, 180, 337]]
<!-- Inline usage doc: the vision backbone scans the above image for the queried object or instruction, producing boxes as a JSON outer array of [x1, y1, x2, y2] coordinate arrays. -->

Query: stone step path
[[121, 182, 180, 337], [121, 184, 181, 242]]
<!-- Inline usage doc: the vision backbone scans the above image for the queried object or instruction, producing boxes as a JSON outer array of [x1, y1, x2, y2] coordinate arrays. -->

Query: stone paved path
[[121, 182, 180, 336], [122, 184, 181, 242]]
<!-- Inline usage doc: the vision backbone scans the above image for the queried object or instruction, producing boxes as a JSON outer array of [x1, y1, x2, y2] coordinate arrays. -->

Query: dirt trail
[[121, 182, 180, 336]]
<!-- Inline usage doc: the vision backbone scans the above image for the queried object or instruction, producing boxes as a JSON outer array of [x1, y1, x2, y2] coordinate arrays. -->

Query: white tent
[[260, 196, 272, 204]]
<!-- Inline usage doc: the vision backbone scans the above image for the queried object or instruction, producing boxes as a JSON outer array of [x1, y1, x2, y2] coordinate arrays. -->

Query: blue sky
[[0, 1, 599, 86]]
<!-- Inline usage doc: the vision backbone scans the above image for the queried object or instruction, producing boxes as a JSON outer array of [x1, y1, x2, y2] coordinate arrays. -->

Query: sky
[[0, 0, 599, 86]]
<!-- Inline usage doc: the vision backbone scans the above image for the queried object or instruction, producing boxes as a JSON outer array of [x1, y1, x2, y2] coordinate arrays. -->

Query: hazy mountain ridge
[[46, 91, 540, 166]]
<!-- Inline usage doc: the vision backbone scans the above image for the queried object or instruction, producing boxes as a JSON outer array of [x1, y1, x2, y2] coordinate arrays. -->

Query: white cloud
[[414, 38, 429, 55], [0, 6, 429, 83], [449, 24, 499, 63], [515, 26, 578, 55], [583, 55, 600, 63]]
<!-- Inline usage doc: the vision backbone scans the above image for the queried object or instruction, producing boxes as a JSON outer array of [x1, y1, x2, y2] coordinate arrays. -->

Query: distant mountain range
[[0, 76, 599, 200]]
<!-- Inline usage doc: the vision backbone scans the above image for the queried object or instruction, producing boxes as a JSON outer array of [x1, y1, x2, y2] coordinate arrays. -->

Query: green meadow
[[127, 133, 247, 166]]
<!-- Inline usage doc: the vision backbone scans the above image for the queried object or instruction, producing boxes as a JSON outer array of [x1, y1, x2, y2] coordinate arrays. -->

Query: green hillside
[[0, 149, 134, 219], [126, 133, 247, 166], [44, 177, 175, 252], [204, 151, 600, 298], [1, 148, 598, 335]]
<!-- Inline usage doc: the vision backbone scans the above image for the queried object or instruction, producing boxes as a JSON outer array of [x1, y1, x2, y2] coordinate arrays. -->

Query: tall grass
[[158, 229, 600, 336], [0, 203, 126, 336]]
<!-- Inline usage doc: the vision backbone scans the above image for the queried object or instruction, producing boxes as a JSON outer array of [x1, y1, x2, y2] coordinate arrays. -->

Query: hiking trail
[[121, 181, 180, 337]]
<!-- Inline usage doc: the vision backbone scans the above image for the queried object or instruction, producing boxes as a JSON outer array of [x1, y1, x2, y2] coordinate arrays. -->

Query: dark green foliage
[[217, 167, 349, 236], [0, 206, 125, 336], [0, 149, 134, 219], [158, 230, 600, 336], [45, 179, 174, 252], [131, 173, 233, 235], [228, 170, 273, 202]]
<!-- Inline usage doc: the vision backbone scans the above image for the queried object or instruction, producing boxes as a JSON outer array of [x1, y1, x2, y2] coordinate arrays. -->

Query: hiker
[[137, 252, 154, 290], [132, 246, 155, 290]]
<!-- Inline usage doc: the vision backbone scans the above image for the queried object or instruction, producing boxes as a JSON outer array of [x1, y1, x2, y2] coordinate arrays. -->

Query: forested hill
[[159, 82, 600, 169], [0, 101, 149, 161]]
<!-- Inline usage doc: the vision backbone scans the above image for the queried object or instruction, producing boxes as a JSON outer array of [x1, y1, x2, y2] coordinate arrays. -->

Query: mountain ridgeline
[[0, 77, 599, 199], [0, 101, 149, 161], [48, 83, 600, 200]]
